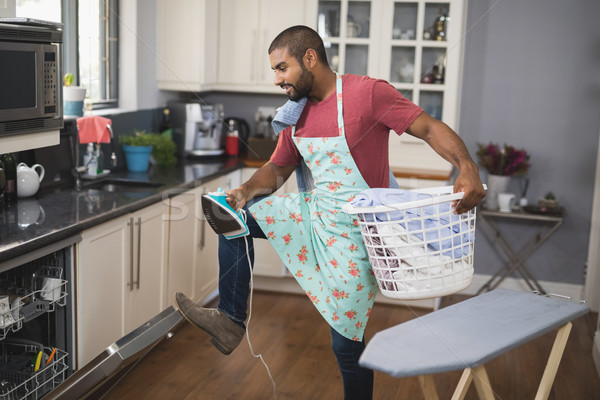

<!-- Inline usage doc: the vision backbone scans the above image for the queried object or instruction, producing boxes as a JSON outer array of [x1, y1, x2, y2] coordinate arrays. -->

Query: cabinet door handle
[[251, 30, 257, 81], [261, 29, 267, 82], [128, 217, 134, 291], [135, 217, 142, 290]]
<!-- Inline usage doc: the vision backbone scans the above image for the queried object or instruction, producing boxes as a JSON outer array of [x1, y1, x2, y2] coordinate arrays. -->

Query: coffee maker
[[169, 101, 225, 157]]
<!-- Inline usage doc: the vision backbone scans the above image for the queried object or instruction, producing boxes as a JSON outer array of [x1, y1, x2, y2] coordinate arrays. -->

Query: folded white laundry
[[351, 188, 474, 259], [378, 223, 453, 268]]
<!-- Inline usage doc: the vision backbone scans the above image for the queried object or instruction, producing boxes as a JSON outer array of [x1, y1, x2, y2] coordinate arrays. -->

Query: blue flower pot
[[123, 145, 153, 172], [64, 100, 84, 116]]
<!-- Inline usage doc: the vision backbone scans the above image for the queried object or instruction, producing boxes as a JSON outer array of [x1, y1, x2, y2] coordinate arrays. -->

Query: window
[[16, 0, 119, 108]]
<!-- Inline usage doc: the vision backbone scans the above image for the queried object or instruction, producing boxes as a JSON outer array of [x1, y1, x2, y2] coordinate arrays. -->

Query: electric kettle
[[223, 118, 250, 154]]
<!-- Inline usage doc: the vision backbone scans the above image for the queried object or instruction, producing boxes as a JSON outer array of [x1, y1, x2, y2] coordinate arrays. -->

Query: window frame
[[61, 0, 119, 109]]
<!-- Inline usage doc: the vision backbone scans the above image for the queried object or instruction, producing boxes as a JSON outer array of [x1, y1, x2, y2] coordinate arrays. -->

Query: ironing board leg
[[471, 365, 495, 400], [535, 322, 572, 400], [451, 368, 474, 400], [418, 375, 439, 400]]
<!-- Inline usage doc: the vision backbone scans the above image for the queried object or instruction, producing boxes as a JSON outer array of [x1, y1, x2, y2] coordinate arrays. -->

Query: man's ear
[[303, 49, 318, 69]]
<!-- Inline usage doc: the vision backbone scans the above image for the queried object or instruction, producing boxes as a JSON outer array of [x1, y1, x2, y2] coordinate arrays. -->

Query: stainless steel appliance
[[0, 237, 77, 399], [169, 101, 224, 157], [0, 18, 63, 137], [45, 307, 182, 399]]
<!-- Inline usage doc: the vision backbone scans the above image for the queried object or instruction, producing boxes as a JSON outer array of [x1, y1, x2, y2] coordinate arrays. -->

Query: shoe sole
[[174, 294, 233, 356]]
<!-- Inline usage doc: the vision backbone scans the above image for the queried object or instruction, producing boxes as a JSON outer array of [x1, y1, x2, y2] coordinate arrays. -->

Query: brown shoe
[[175, 292, 245, 355]]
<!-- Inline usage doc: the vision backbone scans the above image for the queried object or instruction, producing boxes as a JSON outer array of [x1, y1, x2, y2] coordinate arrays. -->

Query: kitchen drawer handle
[[128, 217, 134, 291], [135, 217, 142, 290]]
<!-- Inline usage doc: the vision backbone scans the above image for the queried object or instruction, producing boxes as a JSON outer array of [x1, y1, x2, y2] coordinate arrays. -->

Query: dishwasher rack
[[0, 341, 68, 400], [0, 280, 68, 341], [0, 247, 73, 400]]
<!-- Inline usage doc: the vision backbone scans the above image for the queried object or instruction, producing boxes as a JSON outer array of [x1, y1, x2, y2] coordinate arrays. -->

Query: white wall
[[119, 0, 178, 111], [459, 0, 600, 287]]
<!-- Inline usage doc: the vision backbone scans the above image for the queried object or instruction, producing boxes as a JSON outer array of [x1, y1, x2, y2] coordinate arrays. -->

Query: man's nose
[[273, 72, 283, 86]]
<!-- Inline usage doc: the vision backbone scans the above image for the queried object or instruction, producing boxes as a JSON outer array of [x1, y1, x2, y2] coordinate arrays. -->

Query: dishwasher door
[[45, 306, 182, 400]]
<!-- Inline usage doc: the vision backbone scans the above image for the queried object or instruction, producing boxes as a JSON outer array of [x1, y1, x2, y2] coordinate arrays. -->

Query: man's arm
[[226, 161, 296, 210], [406, 112, 486, 213]]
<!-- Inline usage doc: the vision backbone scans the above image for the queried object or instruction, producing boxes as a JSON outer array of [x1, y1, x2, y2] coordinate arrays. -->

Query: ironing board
[[359, 288, 589, 399]]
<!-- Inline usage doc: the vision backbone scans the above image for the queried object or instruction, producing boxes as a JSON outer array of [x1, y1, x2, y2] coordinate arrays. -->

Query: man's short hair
[[268, 25, 329, 67]]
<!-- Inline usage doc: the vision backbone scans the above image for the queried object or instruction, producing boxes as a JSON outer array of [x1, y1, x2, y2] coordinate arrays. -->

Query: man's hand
[[452, 164, 486, 214], [226, 187, 248, 211]]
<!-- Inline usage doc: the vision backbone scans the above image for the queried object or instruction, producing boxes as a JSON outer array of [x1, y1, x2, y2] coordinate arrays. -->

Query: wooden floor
[[101, 291, 600, 400]]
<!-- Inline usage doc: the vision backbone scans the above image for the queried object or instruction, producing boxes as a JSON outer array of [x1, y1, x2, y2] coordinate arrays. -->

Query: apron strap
[[336, 73, 345, 137]]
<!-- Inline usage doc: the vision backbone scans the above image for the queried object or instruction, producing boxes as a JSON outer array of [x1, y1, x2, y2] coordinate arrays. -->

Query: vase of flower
[[486, 174, 511, 210], [477, 142, 531, 210]]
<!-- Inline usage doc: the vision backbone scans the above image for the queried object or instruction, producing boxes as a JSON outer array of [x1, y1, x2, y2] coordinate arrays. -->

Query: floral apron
[[249, 74, 378, 341]]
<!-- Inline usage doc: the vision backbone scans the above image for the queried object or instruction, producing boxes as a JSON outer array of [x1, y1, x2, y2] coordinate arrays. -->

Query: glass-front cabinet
[[315, 0, 467, 174]]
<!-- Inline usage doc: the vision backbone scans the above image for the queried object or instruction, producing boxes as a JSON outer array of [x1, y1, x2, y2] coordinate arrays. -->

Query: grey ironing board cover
[[359, 288, 589, 378]]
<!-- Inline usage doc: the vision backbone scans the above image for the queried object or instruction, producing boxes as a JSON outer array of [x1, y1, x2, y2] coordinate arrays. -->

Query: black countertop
[[0, 157, 245, 264]]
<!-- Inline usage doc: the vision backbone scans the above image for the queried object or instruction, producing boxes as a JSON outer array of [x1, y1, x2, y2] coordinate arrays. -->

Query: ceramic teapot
[[17, 162, 45, 198]]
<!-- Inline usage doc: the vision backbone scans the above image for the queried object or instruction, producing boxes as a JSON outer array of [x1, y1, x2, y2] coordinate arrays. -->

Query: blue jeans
[[216, 197, 374, 399]]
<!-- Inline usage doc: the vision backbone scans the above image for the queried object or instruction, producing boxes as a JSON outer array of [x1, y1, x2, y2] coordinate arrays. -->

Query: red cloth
[[77, 116, 112, 144], [270, 74, 423, 188]]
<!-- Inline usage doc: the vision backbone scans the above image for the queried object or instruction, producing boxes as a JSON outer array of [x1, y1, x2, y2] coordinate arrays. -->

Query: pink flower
[[476, 142, 530, 176], [345, 310, 357, 320], [326, 236, 337, 247], [331, 289, 349, 300]]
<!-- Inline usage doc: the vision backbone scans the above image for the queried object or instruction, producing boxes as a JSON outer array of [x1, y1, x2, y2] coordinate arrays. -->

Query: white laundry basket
[[342, 186, 478, 300]]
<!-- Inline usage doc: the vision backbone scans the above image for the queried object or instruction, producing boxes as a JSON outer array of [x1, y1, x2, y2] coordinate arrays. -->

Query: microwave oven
[[0, 19, 63, 137]]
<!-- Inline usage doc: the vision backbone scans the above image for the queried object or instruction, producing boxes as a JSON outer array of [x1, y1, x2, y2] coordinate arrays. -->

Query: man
[[176, 25, 485, 399]]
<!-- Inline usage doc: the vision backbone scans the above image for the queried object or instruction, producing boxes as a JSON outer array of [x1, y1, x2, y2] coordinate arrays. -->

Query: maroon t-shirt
[[270, 74, 423, 188]]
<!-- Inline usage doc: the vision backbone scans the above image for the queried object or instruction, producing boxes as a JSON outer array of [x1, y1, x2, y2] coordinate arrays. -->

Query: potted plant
[[120, 130, 176, 172], [539, 192, 559, 211], [63, 73, 87, 117], [476, 142, 531, 210]]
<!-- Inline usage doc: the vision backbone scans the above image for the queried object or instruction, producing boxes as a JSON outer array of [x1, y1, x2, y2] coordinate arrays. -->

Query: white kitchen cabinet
[[156, 0, 219, 91], [315, 0, 466, 174], [76, 201, 169, 367], [166, 171, 242, 305], [166, 187, 198, 306], [215, 0, 318, 93]]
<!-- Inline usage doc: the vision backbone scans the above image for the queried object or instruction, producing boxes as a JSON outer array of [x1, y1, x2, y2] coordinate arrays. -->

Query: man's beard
[[287, 68, 314, 101]]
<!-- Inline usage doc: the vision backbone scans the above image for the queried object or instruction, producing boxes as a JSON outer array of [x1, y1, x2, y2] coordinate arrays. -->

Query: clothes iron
[[201, 188, 249, 239]]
